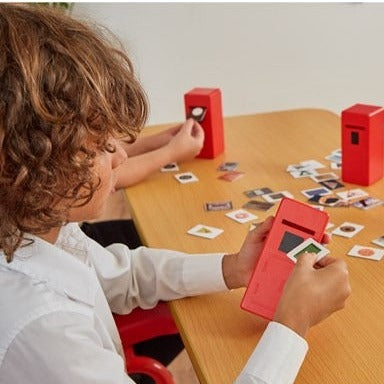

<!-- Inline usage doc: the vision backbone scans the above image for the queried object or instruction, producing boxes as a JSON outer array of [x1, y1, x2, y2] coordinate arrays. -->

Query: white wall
[[73, 2, 384, 125]]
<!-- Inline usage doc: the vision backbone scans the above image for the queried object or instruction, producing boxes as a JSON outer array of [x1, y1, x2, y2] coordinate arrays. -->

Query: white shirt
[[0, 223, 307, 384]]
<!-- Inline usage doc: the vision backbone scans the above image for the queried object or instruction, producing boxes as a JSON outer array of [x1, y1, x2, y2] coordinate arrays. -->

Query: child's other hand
[[222, 216, 274, 289]]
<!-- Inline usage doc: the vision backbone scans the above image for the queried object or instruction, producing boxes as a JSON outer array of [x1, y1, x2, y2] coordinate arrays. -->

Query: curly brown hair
[[0, 4, 148, 262]]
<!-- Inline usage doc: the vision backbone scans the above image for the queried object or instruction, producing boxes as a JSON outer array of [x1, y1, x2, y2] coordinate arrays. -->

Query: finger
[[321, 233, 331, 245], [315, 255, 339, 268], [248, 216, 274, 240], [296, 252, 318, 267]]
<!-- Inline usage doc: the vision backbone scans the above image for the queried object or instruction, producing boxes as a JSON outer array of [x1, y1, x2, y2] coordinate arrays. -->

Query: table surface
[[124, 109, 384, 384]]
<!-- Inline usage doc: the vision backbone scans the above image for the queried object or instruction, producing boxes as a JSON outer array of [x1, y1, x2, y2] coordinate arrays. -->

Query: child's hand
[[166, 119, 205, 162], [222, 216, 274, 289], [273, 253, 351, 338]]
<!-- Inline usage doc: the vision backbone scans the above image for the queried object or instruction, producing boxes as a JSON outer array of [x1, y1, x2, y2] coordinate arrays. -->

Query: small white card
[[161, 162, 179, 172], [174, 172, 198, 184], [337, 189, 369, 201], [332, 222, 364, 238], [348, 245, 384, 261], [187, 224, 224, 239], [286, 238, 330, 263], [225, 209, 258, 224], [372, 236, 384, 248]]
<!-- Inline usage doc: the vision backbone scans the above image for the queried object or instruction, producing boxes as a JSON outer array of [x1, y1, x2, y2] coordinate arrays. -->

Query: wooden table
[[124, 109, 384, 384]]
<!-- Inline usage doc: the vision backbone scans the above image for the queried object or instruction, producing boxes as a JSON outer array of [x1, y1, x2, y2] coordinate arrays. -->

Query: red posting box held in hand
[[241, 198, 329, 320]]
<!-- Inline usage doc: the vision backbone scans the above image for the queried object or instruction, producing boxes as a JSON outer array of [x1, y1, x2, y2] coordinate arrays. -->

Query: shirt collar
[[0, 223, 97, 307]]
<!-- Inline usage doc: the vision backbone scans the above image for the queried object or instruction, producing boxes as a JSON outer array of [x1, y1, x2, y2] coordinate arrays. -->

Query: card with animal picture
[[332, 222, 364, 238], [348, 245, 384, 261], [225, 209, 258, 223], [204, 200, 233, 211], [286, 238, 330, 264], [174, 172, 199, 184], [218, 170, 245, 182], [262, 191, 293, 203], [187, 224, 224, 239], [244, 187, 273, 198]]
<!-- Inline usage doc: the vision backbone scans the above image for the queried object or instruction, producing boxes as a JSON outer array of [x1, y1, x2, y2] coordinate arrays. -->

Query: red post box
[[184, 88, 224, 159], [341, 103, 384, 186], [241, 198, 329, 320]]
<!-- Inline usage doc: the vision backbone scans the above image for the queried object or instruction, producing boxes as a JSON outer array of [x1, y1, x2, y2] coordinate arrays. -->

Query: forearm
[[115, 145, 173, 189], [124, 130, 173, 157]]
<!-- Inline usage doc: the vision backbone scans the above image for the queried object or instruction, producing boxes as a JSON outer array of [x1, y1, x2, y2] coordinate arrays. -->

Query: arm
[[115, 119, 204, 189]]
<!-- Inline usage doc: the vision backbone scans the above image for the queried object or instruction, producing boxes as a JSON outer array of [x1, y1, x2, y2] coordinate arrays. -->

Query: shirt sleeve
[[87, 237, 227, 314], [234, 322, 308, 384], [0, 311, 134, 384]]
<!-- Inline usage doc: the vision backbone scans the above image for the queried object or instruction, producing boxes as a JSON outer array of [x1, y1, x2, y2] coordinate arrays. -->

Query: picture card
[[244, 187, 273, 198], [353, 197, 383, 210], [286, 238, 330, 264], [217, 161, 238, 171], [243, 200, 274, 211], [204, 200, 233, 211], [348, 245, 384, 261], [262, 190, 293, 203], [174, 172, 199, 184], [187, 224, 224, 239], [310, 172, 339, 183], [319, 179, 344, 190], [337, 189, 369, 202], [372, 236, 384, 248], [161, 162, 179, 172], [301, 187, 332, 198], [225, 209, 258, 224], [289, 169, 319, 178], [332, 222, 364, 238], [218, 170, 245, 182]]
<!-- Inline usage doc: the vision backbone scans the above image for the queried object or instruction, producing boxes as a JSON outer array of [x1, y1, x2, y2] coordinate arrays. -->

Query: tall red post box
[[184, 88, 224, 159], [341, 103, 384, 186]]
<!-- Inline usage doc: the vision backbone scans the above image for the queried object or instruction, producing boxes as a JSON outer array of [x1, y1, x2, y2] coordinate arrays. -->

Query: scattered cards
[[174, 172, 199, 184], [286, 238, 330, 263], [337, 189, 369, 202], [225, 209, 258, 224], [348, 245, 384, 261], [332, 222, 364, 238], [187, 224, 223, 239], [311, 172, 339, 183]]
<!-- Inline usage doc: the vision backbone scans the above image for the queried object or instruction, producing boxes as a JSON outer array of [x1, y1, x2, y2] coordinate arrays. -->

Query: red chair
[[113, 302, 179, 384]]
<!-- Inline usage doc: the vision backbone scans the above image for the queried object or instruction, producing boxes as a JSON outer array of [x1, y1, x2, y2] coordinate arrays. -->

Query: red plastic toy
[[241, 198, 329, 320], [341, 103, 384, 186], [184, 88, 224, 159]]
